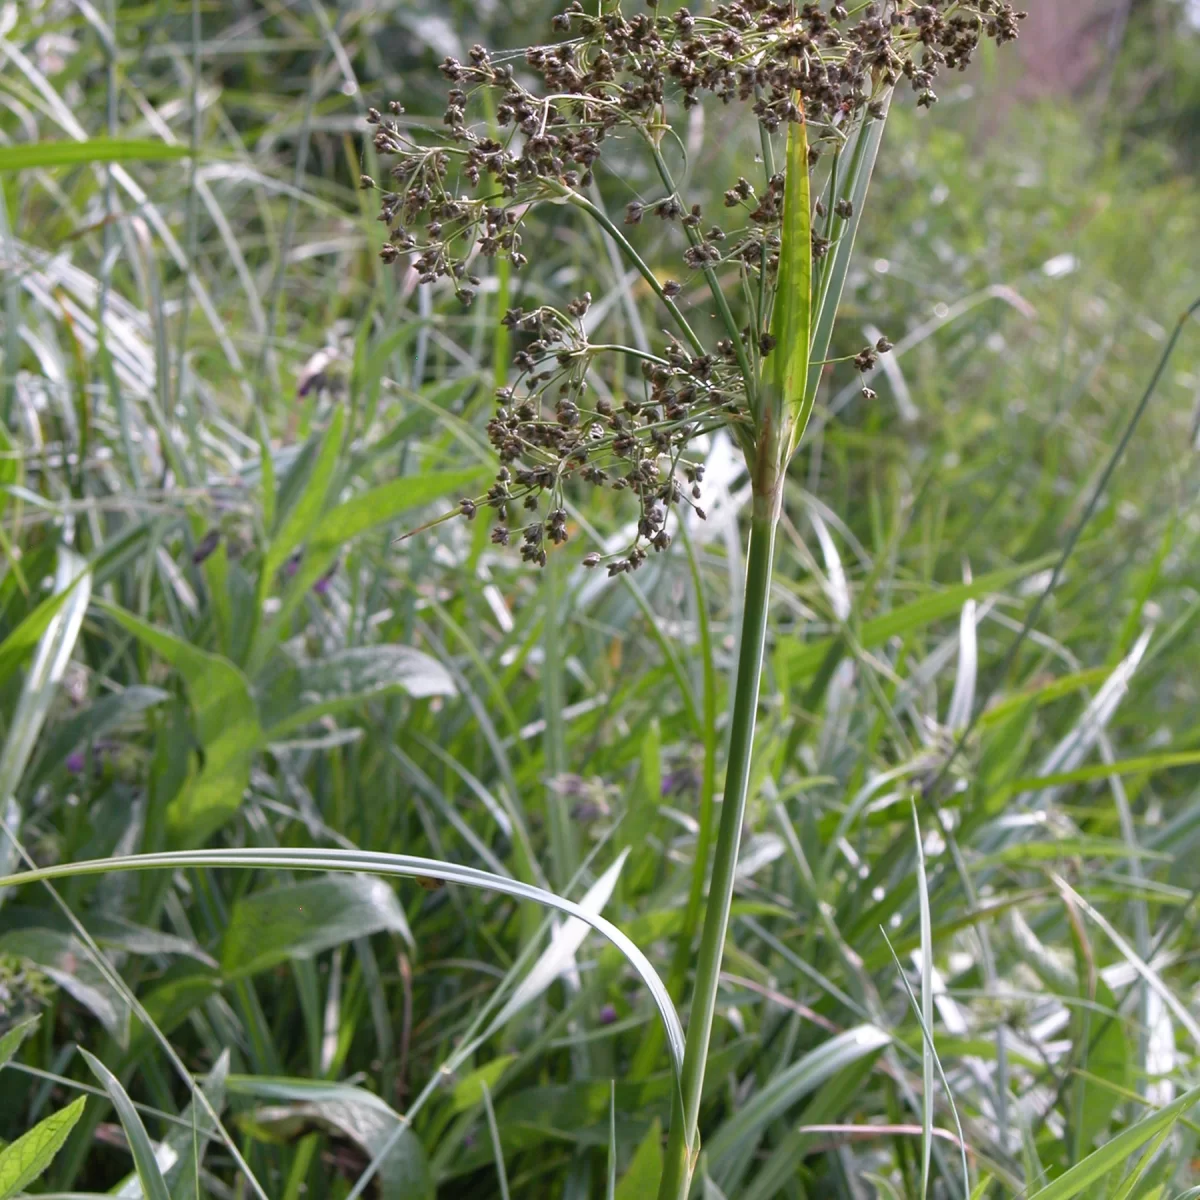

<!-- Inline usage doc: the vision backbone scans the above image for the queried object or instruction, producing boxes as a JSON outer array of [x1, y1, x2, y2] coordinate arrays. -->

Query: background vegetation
[[2, 0, 1200, 1197]]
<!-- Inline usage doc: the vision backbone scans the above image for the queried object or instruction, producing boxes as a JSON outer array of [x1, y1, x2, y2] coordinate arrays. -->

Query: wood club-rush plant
[[365, 2, 1026, 1194]]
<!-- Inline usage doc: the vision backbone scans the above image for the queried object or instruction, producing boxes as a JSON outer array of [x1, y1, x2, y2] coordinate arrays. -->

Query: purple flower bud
[[599, 1003, 617, 1026], [66, 750, 85, 774], [313, 563, 338, 595]]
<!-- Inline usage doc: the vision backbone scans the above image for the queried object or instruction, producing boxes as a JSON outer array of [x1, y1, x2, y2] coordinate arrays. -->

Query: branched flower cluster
[[478, 300, 733, 572], [366, 1, 1025, 567]]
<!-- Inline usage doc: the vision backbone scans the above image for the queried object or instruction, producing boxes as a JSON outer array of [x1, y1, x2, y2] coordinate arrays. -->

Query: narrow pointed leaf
[[82, 1050, 171, 1200], [0, 1014, 40, 1068], [806, 95, 891, 404], [770, 109, 812, 459], [1025, 1086, 1200, 1200]]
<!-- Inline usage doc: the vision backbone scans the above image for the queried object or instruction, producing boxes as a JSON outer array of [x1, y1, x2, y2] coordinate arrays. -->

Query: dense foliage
[[1, 1, 1199, 1197]]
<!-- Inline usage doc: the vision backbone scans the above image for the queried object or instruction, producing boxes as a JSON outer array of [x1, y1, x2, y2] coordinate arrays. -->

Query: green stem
[[658, 496, 779, 1200], [548, 183, 706, 357], [645, 142, 759, 414]]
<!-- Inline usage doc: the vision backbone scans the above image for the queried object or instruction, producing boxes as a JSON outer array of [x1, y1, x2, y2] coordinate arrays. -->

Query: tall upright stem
[[657, 493, 779, 1200]]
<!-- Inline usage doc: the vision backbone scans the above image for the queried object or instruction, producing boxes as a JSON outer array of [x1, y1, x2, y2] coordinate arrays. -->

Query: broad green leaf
[[0, 1014, 40, 1069], [82, 1050, 170, 1200], [453, 1056, 517, 1113], [0, 139, 193, 171], [98, 604, 262, 845], [0, 1094, 86, 1199], [769, 109, 812, 460], [1026, 1086, 1200, 1200], [264, 644, 456, 739], [221, 873, 413, 979], [615, 1118, 662, 1200], [229, 1076, 432, 1198], [1, 909, 212, 964]]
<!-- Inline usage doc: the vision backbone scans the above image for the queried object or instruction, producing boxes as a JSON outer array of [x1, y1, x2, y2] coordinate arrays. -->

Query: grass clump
[[0, 1, 1199, 1198]]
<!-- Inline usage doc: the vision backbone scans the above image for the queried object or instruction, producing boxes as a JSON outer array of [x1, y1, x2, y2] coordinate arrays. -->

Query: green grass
[[1, 2, 1200, 1198]]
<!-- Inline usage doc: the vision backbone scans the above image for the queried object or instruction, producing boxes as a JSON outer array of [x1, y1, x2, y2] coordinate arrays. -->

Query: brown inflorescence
[[367, 1, 1025, 568]]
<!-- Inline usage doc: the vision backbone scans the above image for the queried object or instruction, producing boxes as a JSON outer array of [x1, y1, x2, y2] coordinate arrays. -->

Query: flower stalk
[[365, 4, 1026, 1195], [659, 497, 779, 1200]]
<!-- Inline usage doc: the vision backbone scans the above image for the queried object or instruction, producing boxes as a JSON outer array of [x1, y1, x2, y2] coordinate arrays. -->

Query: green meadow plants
[[3, 0, 1200, 1197]]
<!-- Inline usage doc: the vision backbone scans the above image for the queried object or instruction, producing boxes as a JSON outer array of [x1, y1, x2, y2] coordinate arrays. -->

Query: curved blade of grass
[[81, 1050, 170, 1200], [1025, 1085, 1200, 1200], [0, 847, 685, 1078]]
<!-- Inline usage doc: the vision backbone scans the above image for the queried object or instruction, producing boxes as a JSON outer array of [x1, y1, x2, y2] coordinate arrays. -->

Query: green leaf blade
[[82, 1050, 171, 1200], [0, 1095, 86, 1199], [0, 139, 195, 172], [770, 111, 813, 460], [221, 873, 414, 979]]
